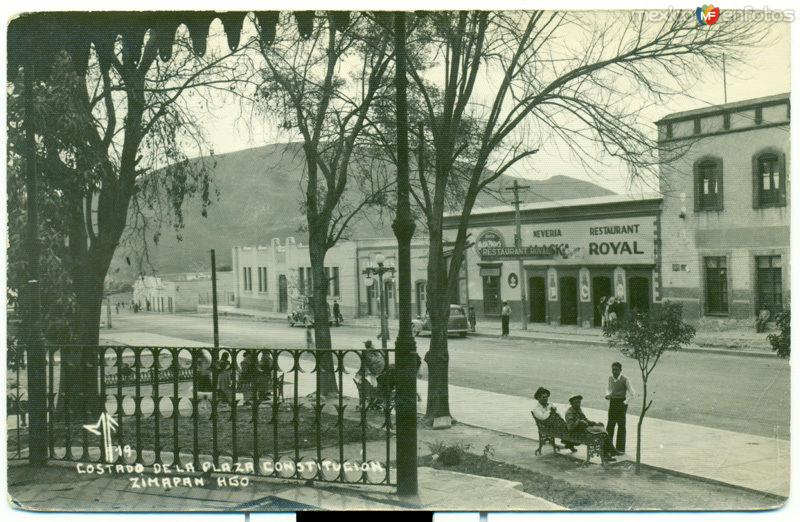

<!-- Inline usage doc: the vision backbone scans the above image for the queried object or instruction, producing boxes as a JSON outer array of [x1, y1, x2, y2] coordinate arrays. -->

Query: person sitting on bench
[[565, 394, 617, 462], [532, 387, 576, 452], [755, 307, 771, 333]]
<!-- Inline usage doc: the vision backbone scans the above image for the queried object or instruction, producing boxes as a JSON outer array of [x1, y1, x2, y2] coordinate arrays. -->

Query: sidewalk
[[8, 463, 561, 511], [99, 331, 789, 498], [197, 305, 776, 357]]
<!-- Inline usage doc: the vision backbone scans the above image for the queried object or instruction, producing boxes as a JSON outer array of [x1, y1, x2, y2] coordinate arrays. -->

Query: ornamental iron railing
[[7, 345, 397, 487]]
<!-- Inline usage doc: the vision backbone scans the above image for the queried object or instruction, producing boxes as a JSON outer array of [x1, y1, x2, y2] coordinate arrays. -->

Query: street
[[106, 311, 790, 440]]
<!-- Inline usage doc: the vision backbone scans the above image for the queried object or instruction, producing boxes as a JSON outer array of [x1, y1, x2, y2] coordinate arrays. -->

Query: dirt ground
[[414, 420, 785, 511]]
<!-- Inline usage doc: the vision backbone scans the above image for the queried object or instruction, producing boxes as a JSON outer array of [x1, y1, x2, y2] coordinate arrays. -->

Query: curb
[[469, 332, 777, 359], [194, 310, 778, 359]]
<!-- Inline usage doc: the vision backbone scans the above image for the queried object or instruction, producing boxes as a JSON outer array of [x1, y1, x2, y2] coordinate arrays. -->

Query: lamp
[[375, 253, 385, 265]]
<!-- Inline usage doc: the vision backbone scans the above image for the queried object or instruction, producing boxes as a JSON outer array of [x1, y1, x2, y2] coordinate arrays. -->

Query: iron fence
[[7, 345, 397, 487]]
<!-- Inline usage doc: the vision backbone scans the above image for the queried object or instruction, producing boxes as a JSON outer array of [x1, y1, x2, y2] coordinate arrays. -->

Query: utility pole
[[506, 180, 529, 331], [722, 53, 728, 104], [210, 249, 220, 348]]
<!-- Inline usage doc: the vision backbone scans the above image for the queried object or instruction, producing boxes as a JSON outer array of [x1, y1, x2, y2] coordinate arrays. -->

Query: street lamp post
[[362, 253, 396, 352]]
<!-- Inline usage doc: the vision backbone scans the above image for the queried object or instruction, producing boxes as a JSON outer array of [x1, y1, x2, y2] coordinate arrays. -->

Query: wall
[[658, 95, 790, 323]]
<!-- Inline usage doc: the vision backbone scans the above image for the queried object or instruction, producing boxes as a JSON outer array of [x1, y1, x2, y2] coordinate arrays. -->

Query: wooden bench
[[531, 411, 605, 465]]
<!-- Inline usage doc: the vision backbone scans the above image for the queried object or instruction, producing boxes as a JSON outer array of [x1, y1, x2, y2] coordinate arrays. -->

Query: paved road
[[106, 311, 790, 439]]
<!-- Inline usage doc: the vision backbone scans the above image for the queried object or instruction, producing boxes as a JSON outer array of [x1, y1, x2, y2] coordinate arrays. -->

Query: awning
[[7, 10, 353, 79]]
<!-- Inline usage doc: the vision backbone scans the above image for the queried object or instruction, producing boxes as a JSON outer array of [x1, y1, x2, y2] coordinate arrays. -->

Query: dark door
[[416, 281, 427, 316], [482, 275, 501, 315], [528, 277, 546, 323], [629, 276, 650, 315], [756, 256, 782, 317], [278, 275, 288, 313], [592, 277, 612, 327], [559, 277, 578, 325]]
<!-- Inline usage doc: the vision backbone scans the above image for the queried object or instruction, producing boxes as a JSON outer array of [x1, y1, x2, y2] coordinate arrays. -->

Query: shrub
[[426, 440, 471, 466], [768, 309, 790, 359]]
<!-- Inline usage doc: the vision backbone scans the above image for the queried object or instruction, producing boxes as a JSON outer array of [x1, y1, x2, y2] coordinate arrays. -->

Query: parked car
[[411, 304, 469, 337], [287, 296, 340, 327]]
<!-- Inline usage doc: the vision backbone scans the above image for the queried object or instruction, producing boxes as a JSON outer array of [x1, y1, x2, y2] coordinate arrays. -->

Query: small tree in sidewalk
[[768, 308, 790, 359], [603, 301, 695, 473]]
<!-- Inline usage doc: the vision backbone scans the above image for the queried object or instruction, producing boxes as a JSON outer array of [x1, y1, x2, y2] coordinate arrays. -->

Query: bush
[[426, 440, 471, 466], [768, 309, 790, 359]]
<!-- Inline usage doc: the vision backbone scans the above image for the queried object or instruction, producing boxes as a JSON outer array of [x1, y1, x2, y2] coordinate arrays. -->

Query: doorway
[[416, 281, 428, 316], [592, 276, 612, 326], [559, 277, 578, 325], [278, 275, 288, 313], [628, 276, 650, 315], [528, 276, 547, 323]]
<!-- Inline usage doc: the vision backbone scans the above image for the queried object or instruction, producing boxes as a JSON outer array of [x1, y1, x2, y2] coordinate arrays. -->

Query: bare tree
[[7, 29, 250, 412], [255, 12, 394, 395], [398, 10, 768, 423]]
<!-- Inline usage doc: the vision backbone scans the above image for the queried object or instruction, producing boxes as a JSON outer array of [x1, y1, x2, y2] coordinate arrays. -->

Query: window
[[693, 118, 701, 135], [325, 267, 331, 296], [298, 267, 305, 295], [723, 113, 730, 130], [243, 267, 248, 291], [756, 256, 782, 318], [704, 256, 728, 315], [333, 267, 340, 297], [694, 158, 723, 211], [247, 267, 253, 291], [257, 267, 267, 292], [665, 123, 673, 140], [755, 107, 763, 125], [753, 152, 786, 208]]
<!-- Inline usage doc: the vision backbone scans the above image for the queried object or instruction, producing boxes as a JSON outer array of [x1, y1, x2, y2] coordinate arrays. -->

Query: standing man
[[333, 300, 343, 326], [605, 361, 635, 454], [500, 301, 511, 337], [468, 306, 477, 333]]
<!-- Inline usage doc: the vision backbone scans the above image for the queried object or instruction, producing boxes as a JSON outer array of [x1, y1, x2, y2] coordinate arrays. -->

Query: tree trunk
[[57, 266, 105, 418], [308, 237, 339, 397], [636, 379, 647, 474], [424, 231, 452, 419]]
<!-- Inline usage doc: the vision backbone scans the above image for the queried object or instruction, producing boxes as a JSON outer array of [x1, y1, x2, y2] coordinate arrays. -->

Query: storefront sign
[[475, 217, 655, 265]]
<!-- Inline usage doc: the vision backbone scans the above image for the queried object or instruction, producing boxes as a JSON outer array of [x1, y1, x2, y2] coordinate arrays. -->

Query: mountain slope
[[111, 143, 615, 278]]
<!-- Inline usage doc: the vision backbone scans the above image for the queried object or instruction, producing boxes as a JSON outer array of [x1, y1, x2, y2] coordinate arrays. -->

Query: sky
[[187, 10, 791, 197]]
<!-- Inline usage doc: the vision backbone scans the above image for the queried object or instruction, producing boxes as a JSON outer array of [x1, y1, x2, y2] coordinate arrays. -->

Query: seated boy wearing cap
[[565, 394, 618, 462]]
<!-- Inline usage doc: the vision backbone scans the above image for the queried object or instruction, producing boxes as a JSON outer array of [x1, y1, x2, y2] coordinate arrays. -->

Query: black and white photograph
[[2, 0, 794, 514]]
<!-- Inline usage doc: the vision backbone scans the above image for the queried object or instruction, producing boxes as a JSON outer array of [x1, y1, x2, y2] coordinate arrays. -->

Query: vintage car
[[287, 296, 340, 327], [411, 304, 469, 337]]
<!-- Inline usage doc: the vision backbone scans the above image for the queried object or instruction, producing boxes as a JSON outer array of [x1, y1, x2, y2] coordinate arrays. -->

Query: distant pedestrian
[[500, 301, 511, 337], [213, 352, 232, 404], [605, 361, 635, 454], [257, 351, 273, 400], [755, 306, 771, 333], [597, 296, 608, 328], [468, 306, 477, 332], [306, 326, 314, 350], [333, 300, 343, 325]]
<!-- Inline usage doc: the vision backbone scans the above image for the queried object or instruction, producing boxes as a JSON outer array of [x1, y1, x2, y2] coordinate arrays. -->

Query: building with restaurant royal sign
[[443, 193, 662, 327]]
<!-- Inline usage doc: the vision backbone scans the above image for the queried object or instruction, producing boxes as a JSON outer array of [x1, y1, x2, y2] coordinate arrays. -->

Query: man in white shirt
[[605, 361, 635, 454], [532, 387, 575, 452]]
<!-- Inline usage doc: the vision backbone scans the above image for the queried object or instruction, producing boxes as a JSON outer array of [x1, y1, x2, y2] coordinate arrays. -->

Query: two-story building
[[657, 93, 790, 324], [232, 237, 430, 319]]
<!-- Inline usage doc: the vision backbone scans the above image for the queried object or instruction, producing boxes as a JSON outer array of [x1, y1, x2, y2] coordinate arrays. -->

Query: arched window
[[752, 151, 787, 208], [693, 157, 723, 211]]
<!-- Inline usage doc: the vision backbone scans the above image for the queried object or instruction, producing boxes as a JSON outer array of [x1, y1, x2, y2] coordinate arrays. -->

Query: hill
[[110, 143, 615, 278]]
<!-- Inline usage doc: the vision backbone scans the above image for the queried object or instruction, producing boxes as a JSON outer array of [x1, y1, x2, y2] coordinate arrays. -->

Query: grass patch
[[419, 452, 639, 510]]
